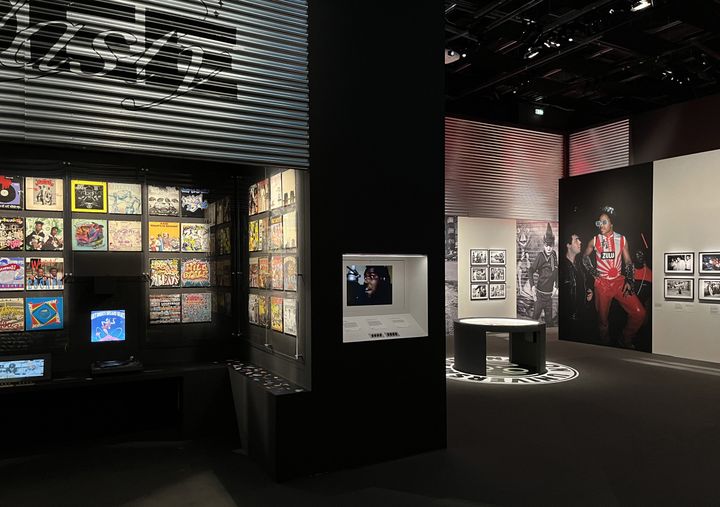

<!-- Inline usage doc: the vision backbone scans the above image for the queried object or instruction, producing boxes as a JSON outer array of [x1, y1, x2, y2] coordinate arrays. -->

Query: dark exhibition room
[[1, 0, 720, 506]]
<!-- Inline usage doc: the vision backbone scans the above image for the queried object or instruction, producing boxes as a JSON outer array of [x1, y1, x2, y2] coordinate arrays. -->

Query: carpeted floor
[[2, 331, 720, 506]]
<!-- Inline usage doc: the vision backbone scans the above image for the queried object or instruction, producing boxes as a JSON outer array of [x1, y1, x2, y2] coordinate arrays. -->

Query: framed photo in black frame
[[664, 278, 693, 301], [699, 252, 720, 275], [664, 252, 694, 275]]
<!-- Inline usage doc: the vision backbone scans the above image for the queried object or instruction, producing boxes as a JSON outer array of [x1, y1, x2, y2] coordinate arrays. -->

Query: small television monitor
[[0, 354, 51, 384], [91, 309, 126, 342], [346, 264, 393, 306]]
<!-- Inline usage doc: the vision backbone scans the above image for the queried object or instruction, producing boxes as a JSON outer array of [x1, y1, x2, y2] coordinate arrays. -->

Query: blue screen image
[[91, 310, 126, 342], [0, 359, 45, 380]]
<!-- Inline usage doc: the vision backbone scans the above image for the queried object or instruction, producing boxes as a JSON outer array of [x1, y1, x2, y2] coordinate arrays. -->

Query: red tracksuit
[[594, 232, 646, 344]]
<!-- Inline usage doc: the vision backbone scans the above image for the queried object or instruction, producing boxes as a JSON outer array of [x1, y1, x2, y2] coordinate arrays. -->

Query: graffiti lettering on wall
[[0, 0, 235, 110]]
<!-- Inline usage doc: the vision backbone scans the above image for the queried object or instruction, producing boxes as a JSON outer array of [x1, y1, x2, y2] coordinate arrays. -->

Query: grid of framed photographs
[[470, 248, 506, 300], [664, 251, 720, 303], [248, 169, 298, 338]]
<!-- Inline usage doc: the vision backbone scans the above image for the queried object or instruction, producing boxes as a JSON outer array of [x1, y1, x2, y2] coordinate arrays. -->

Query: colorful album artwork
[[257, 295, 269, 328], [147, 185, 179, 216], [181, 188, 209, 218], [258, 217, 268, 251], [0, 257, 24, 291], [270, 215, 283, 250], [270, 296, 283, 332], [248, 184, 259, 216], [25, 257, 64, 290], [215, 196, 231, 224], [0, 297, 24, 332], [281, 170, 296, 207], [271, 255, 283, 290], [181, 258, 211, 287], [148, 221, 180, 252], [248, 294, 258, 325], [90, 309, 126, 342], [72, 219, 107, 251], [0, 217, 24, 251], [283, 298, 297, 336], [25, 177, 63, 211], [217, 259, 232, 286], [217, 225, 231, 255], [206, 201, 216, 226], [283, 256, 297, 292], [25, 217, 64, 251], [257, 178, 270, 213], [182, 292, 212, 323], [26, 296, 63, 330], [149, 294, 181, 324], [248, 220, 259, 252], [181, 223, 210, 252], [283, 211, 297, 249], [0, 176, 23, 210], [258, 257, 270, 289], [71, 180, 107, 212], [150, 258, 180, 288], [270, 173, 282, 210], [249, 257, 259, 288], [108, 182, 142, 214], [108, 220, 142, 251]]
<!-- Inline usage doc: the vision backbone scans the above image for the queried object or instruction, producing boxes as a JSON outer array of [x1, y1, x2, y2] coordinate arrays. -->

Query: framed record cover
[[108, 182, 142, 215], [149, 294, 181, 324], [26, 296, 63, 330], [181, 223, 210, 252], [182, 293, 212, 323], [181, 258, 211, 287], [71, 219, 107, 251], [71, 180, 107, 212], [0, 257, 24, 291], [283, 298, 297, 336], [0, 176, 23, 210], [181, 188, 209, 218], [147, 185, 180, 216], [0, 217, 24, 251], [0, 297, 24, 332], [108, 220, 142, 252], [25, 257, 64, 290], [25, 217, 64, 251], [25, 177, 63, 211], [148, 221, 180, 252], [150, 258, 180, 288]]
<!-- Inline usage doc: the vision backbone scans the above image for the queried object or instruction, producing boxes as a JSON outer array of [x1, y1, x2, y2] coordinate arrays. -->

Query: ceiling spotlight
[[630, 0, 653, 12], [534, 108, 545, 116], [445, 49, 460, 64], [461, 52, 467, 58], [525, 47, 540, 59], [568, 37, 574, 42]]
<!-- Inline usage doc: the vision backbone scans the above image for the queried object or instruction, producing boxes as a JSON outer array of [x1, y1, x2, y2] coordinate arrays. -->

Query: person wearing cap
[[582, 206, 646, 348], [529, 223, 558, 325], [25, 220, 46, 250]]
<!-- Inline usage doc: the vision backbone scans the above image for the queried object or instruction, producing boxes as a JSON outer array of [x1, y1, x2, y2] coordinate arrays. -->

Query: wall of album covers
[[0, 167, 234, 359], [246, 169, 301, 359]]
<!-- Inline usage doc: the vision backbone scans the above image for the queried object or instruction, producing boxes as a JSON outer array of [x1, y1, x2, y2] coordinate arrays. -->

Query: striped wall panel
[[0, 0, 308, 167], [569, 119, 630, 176], [445, 117, 563, 221]]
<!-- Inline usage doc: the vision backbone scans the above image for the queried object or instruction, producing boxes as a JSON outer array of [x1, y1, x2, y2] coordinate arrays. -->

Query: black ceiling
[[445, 0, 720, 130]]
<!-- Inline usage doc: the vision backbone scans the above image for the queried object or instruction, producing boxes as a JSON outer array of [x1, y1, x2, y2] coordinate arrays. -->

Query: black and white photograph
[[471, 266, 487, 283], [470, 249, 488, 265], [665, 252, 694, 274], [699, 252, 720, 274], [471, 283, 487, 300], [489, 249, 506, 266], [664, 278, 694, 301], [699, 278, 720, 302], [489, 266, 506, 282], [489, 283, 506, 299]]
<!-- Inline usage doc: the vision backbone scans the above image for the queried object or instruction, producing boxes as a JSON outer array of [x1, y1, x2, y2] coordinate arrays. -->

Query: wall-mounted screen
[[346, 265, 393, 306], [0, 354, 51, 383], [91, 310, 126, 343]]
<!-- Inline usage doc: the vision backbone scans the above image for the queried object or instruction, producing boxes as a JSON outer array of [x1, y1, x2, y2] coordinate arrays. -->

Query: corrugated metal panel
[[569, 119, 629, 175], [0, 0, 308, 167], [445, 117, 563, 221]]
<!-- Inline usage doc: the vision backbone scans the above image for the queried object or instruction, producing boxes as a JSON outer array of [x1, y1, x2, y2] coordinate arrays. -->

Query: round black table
[[453, 317, 547, 375]]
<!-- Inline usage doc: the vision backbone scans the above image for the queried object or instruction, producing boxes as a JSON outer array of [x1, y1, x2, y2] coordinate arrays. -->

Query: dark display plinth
[[454, 318, 547, 375]]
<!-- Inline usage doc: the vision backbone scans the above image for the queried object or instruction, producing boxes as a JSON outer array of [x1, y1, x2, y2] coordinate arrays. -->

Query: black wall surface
[[632, 93, 720, 164], [307, 0, 446, 472], [559, 163, 653, 352]]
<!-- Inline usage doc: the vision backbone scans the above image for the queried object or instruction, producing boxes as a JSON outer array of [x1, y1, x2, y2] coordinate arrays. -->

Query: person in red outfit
[[582, 206, 646, 348]]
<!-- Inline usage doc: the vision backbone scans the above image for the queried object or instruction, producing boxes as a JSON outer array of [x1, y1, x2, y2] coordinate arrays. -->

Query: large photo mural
[[559, 164, 653, 352]]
